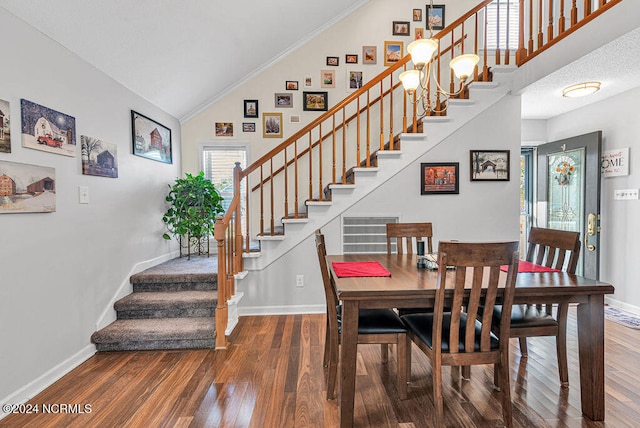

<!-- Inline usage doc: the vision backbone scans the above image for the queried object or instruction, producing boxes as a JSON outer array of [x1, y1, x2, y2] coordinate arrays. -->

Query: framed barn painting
[[421, 162, 459, 194], [0, 160, 56, 213], [21, 99, 76, 157], [81, 135, 118, 178], [131, 110, 172, 164], [470, 150, 510, 181], [0, 98, 11, 153]]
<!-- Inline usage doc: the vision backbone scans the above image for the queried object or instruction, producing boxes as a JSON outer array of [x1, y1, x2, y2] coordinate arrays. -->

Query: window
[[200, 144, 247, 214], [486, 0, 519, 50]]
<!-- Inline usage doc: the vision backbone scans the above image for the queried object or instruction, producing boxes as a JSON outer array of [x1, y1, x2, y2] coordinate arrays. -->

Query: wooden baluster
[[474, 13, 480, 81], [483, 6, 489, 81], [259, 165, 264, 236], [308, 131, 313, 201], [389, 73, 394, 150], [379, 80, 384, 151], [403, 64, 410, 133], [529, 0, 535, 53], [245, 174, 250, 252], [294, 140, 299, 218], [450, 30, 456, 94], [548, 0, 555, 42], [366, 90, 371, 166], [495, 0, 501, 65], [584, 0, 592, 17], [318, 123, 323, 200], [571, 0, 578, 25], [357, 97, 361, 173], [517, 0, 528, 65], [269, 158, 274, 235], [332, 115, 336, 184], [559, 0, 566, 34], [435, 42, 441, 113], [342, 108, 347, 183], [505, 0, 510, 65], [538, 0, 544, 48], [284, 147, 288, 219]]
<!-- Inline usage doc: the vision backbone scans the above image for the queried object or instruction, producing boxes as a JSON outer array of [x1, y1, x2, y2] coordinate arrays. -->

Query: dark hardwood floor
[[2, 308, 639, 427]]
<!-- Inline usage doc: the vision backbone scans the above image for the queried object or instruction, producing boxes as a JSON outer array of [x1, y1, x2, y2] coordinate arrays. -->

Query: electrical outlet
[[78, 186, 90, 204], [614, 189, 639, 200], [296, 275, 304, 287]]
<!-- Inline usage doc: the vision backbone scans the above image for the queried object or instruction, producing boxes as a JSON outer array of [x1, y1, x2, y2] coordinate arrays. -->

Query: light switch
[[614, 189, 639, 200], [78, 186, 90, 204]]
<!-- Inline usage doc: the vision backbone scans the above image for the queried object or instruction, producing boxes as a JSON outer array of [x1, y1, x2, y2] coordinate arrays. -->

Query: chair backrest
[[526, 227, 581, 274], [315, 230, 340, 323], [434, 241, 520, 354], [386, 222, 433, 255]]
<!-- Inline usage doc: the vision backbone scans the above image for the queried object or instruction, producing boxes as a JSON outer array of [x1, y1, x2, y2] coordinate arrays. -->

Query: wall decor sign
[[392, 21, 410, 36], [362, 46, 377, 64], [21, 99, 76, 157], [0, 98, 11, 153], [470, 150, 510, 181], [303, 91, 328, 112], [421, 162, 459, 194], [427, 5, 445, 30], [244, 100, 259, 118], [242, 122, 256, 132], [601, 148, 629, 177], [321, 70, 336, 88], [131, 110, 172, 163], [214, 121, 235, 138], [384, 41, 404, 66], [275, 93, 293, 108], [263, 112, 283, 138], [0, 160, 56, 213], [81, 135, 118, 178]]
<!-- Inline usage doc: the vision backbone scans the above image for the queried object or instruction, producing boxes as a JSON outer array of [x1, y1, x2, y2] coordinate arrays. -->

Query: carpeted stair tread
[[131, 256, 217, 284], [91, 318, 215, 344], [114, 290, 217, 311]]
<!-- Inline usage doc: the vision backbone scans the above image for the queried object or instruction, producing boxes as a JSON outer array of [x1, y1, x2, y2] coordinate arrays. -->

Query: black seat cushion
[[336, 305, 407, 334], [401, 312, 499, 352], [493, 305, 558, 328]]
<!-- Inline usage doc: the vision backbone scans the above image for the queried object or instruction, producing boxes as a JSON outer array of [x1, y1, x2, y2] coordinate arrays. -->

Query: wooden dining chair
[[401, 241, 519, 427], [492, 227, 581, 386], [315, 230, 411, 400], [386, 222, 433, 255]]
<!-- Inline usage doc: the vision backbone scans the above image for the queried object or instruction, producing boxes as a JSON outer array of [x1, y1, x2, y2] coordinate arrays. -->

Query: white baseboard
[[238, 304, 326, 316], [605, 297, 640, 316], [0, 345, 95, 421]]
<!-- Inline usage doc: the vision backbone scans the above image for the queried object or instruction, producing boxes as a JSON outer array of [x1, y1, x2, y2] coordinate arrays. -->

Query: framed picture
[[21, 99, 77, 158], [393, 21, 410, 36], [289, 114, 301, 124], [421, 162, 459, 195], [81, 135, 118, 178], [0, 98, 11, 153], [347, 70, 363, 91], [415, 27, 425, 40], [345, 54, 358, 64], [384, 41, 404, 66], [413, 8, 423, 21], [0, 160, 56, 213], [243, 99, 259, 118], [303, 91, 328, 111], [286, 80, 299, 90], [321, 70, 335, 88], [131, 110, 172, 164], [242, 122, 256, 132], [263, 112, 283, 138], [470, 150, 510, 181], [427, 4, 445, 31], [326, 56, 339, 66], [214, 121, 235, 138], [275, 93, 293, 108], [304, 76, 313, 87], [362, 46, 377, 64]]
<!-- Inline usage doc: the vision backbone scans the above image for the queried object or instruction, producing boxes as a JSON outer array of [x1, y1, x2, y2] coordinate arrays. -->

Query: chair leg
[[380, 344, 389, 363], [497, 358, 513, 428], [518, 337, 528, 357], [556, 303, 569, 386], [397, 334, 409, 399], [323, 318, 330, 368], [432, 360, 444, 427], [326, 331, 339, 400], [461, 365, 471, 380]]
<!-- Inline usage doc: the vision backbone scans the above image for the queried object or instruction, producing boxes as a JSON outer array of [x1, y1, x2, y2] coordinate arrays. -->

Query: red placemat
[[500, 260, 561, 273], [332, 261, 391, 278]]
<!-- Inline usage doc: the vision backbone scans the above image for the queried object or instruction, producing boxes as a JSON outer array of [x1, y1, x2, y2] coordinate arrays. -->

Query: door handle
[[586, 213, 597, 251]]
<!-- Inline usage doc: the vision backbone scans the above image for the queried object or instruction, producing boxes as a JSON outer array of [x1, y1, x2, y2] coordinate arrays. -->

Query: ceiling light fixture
[[562, 82, 601, 98], [399, 0, 479, 116]]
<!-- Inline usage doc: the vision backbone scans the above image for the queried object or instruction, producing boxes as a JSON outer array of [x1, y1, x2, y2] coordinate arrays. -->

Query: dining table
[[326, 253, 615, 428]]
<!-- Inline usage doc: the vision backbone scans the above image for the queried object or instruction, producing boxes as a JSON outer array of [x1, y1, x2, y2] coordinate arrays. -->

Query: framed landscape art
[[470, 150, 510, 181], [21, 99, 76, 157], [303, 91, 328, 111], [0, 160, 56, 213], [263, 112, 283, 138], [131, 110, 172, 164], [421, 162, 459, 194], [81, 135, 118, 178], [384, 41, 404, 66], [427, 4, 445, 30], [0, 98, 11, 153]]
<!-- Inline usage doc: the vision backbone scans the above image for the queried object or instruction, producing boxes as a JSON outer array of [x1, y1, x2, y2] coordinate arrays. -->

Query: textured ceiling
[[1, 1, 638, 122]]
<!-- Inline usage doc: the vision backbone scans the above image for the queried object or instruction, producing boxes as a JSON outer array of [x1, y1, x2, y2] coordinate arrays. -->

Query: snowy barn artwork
[[131, 110, 172, 164], [0, 160, 56, 213], [81, 135, 118, 178], [20, 99, 76, 157]]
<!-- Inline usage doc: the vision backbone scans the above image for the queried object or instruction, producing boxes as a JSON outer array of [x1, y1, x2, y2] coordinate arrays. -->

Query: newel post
[[214, 214, 228, 349]]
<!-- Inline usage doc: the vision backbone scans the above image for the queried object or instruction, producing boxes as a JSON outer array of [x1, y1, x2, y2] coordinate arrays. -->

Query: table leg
[[577, 295, 605, 421], [340, 300, 359, 428]]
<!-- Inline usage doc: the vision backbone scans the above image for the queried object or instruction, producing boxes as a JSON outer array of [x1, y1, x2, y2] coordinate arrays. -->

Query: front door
[[536, 131, 602, 279]]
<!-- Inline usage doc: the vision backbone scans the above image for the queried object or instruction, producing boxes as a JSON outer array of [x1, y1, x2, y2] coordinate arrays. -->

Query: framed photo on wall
[[384, 41, 404, 66], [214, 121, 235, 138], [302, 91, 328, 111], [242, 122, 256, 132], [421, 162, 459, 194], [275, 93, 293, 108], [470, 150, 510, 181], [362, 46, 377, 64], [326, 56, 339, 66], [286, 80, 299, 90], [131, 110, 172, 164], [243, 100, 259, 118], [427, 4, 445, 30], [321, 70, 336, 88], [392, 21, 410, 36], [263, 112, 283, 138]]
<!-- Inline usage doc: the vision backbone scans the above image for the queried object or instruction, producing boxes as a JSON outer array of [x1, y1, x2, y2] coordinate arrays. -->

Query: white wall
[[0, 9, 180, 406], [546, 88, 640, 312]]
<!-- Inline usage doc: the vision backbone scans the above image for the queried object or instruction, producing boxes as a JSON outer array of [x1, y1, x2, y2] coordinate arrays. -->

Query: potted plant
[[162, 171, 225, 258]]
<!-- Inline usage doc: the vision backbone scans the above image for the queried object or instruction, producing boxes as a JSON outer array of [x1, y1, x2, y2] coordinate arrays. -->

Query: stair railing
[[212, 0, 622, 348]]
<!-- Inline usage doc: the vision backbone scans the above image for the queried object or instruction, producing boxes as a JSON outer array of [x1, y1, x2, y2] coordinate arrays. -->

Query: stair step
[[114, 290, 217, 319], [91, 317, 215, 351], [130, 256, 217, 292]]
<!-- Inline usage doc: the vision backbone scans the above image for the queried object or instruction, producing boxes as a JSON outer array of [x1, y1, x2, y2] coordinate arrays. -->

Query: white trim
[[605, 297, 640, 316], [0, 345, 95, 421], [239, 304, 326, 316], [198, 141, 249, 177]]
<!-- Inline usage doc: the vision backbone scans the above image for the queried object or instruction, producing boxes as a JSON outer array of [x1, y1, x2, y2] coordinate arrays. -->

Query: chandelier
[[399, 0, 479, 116]]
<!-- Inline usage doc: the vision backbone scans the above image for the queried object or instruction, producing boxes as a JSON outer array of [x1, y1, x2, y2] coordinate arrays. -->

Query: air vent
[[342, 216, 398, 254]]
